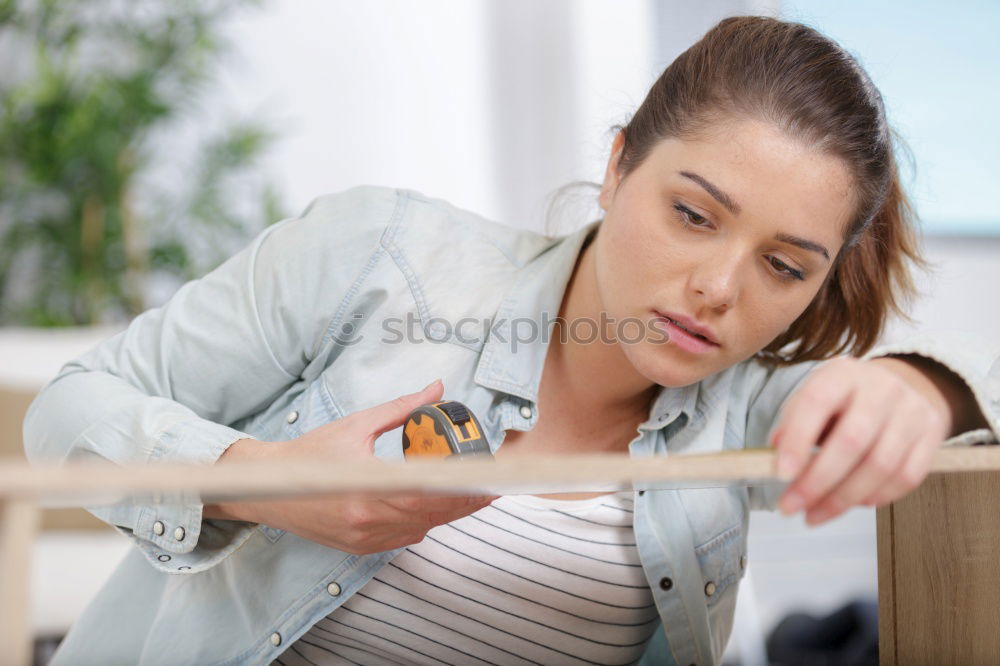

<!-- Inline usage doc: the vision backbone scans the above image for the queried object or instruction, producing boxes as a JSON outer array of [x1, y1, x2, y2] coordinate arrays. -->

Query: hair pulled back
[[616, 15, 926, 365]]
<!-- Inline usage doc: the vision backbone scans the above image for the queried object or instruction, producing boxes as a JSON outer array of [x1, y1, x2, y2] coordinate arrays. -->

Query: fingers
[[383, 493, 500, 527], [798, 402, 925, 523], [772, 357, 952, 526], [363, 378, 445, 442], [336, 493, 498, 553], [773, 359, 855, 480], [860, 430, 940, 508], [777, 389, 892, 516], [297, 491, 498, 555]]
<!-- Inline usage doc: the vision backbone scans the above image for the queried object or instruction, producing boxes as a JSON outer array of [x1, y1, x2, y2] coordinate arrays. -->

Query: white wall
[[211, 0, 657, 232], [886, 237, 1000, 348]]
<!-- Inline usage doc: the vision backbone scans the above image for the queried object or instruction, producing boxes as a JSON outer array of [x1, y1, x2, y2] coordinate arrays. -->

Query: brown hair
[[610, 15, 928, 366]]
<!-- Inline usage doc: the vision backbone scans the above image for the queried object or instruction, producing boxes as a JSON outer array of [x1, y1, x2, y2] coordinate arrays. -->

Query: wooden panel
[[0, 499, 41, 666], [878, 471, 1000, 665]]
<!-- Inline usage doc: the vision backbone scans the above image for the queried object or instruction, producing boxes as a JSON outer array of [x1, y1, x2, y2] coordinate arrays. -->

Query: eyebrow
[[774, 232, 830, 261], [678, 170, 831, 262], [680, 171, 741, 216]]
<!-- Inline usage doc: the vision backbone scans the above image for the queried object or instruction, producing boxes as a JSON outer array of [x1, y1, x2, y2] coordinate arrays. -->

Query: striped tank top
[[274, 490, 659, 665]]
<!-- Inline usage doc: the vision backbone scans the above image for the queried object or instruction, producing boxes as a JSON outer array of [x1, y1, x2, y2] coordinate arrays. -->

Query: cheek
[[602, 206, 689, 283], [596, 215, 665, 313], [746, 290, 822, 346]]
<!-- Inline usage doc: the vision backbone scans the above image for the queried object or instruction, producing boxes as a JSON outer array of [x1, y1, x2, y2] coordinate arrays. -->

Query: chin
[[628, 344, 708, 388]]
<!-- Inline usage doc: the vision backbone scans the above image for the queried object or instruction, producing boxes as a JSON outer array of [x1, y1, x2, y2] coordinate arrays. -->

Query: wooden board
[[0, 445, 997, 666], [0, 449, 780, 504], [2, 446, 999, 504], [877, 470, 1000, 665]]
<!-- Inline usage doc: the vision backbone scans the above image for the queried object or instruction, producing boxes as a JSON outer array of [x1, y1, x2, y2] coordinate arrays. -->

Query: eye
[[673, 203, 710, 228], [768, 256, 805, 281]]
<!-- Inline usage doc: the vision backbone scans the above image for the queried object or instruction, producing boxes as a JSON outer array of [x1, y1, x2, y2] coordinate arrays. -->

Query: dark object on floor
[[766, 599, 878, 666], [33, 635, 64, 666]]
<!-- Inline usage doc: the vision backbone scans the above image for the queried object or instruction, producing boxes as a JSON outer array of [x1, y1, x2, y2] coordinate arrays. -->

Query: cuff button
[[174, 527, 186, 541], [153, 521, 165, 536]]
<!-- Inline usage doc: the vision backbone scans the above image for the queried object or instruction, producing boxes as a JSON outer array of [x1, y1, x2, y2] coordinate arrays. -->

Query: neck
[[544, 228, 659, 430]]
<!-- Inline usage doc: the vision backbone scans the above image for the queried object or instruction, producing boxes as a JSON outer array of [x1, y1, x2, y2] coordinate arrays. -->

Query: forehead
[[640, 119, 856, 250]]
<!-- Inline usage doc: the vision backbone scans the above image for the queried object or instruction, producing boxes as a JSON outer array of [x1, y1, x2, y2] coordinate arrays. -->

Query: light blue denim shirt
[[24, 186, 1000, 665]]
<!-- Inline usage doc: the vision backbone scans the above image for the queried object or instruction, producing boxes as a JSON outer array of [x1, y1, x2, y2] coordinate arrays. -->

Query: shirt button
[[704, 581, 717, 596], [740, 555, 747, 570], [327, 582, 342, 597], [270, 632, 282, 647], [157, 554, 171, 562], [286, 410, 299, 424], [427, 321, 447, 341], [152, 521, 165, 536], [659, 577, 673, 591], [174, 527, 186, 542], [519, 405, 533, 419]]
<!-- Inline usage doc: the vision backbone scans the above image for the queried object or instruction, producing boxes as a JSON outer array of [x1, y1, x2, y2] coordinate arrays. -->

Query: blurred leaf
[[0, 0, 285, 326]]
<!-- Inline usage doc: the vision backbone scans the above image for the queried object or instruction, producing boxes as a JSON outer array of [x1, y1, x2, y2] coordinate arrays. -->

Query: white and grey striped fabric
[[274, 491, 659, 665]]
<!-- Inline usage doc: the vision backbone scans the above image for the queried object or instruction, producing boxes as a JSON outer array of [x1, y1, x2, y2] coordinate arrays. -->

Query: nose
[[689, 253, 742, 312]]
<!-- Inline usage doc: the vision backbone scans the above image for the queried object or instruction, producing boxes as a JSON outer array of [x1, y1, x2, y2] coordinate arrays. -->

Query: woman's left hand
[[772, 356, 952, 525]]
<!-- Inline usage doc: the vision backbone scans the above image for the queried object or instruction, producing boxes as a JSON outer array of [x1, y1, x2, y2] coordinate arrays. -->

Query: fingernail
[[779, 492, 804, 515], [422, 378, 442, 391], [807, 508, 832, 525]]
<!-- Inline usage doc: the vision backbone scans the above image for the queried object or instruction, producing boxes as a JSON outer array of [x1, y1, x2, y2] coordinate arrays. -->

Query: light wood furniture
[[877, 467, 1000, 665]]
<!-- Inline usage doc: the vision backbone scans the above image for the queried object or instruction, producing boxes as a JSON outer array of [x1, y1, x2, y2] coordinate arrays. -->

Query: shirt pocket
[[693, 522, 748, 608]]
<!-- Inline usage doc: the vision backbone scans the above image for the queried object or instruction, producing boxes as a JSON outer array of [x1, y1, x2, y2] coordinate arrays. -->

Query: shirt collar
[[473, 220, 701, 431]]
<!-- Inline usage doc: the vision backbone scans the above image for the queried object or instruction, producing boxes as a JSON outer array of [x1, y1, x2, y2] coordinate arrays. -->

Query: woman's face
[[594, 118, 856, 387]]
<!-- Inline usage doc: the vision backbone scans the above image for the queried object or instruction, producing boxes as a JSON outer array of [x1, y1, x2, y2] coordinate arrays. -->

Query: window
[[784, 1, 1000, 235]]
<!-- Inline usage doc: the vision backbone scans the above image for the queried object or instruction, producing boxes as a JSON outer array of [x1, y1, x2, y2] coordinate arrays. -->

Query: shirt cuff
[[125, 418, 259, 572]]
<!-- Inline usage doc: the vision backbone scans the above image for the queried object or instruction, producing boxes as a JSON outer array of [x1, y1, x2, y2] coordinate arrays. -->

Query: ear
[[599, 130, 626, 212]]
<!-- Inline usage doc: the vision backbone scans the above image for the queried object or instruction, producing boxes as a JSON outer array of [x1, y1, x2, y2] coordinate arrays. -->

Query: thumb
[[364, 379, 445, 442]]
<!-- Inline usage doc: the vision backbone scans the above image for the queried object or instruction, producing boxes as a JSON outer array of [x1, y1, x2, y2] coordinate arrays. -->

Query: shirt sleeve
[[745, 329, 1000, 512], [21, 185, 396, 572]]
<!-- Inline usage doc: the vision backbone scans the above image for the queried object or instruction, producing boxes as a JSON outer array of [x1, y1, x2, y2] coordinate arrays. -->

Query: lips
[[656, 311, 720, 346]]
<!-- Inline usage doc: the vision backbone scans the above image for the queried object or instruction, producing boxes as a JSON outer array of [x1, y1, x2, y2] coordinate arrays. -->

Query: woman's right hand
[[204, 379, 499, 554]]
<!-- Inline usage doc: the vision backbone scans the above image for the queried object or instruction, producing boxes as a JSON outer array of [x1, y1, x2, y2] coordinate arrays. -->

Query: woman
[[25, 15, 999, 666]]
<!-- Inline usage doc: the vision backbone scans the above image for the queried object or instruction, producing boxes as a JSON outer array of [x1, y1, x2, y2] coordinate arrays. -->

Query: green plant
[[0, 0, 284, 326]]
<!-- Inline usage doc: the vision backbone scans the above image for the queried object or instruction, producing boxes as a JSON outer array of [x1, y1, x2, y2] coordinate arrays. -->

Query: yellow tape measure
[[402, 400, 493, 459]]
